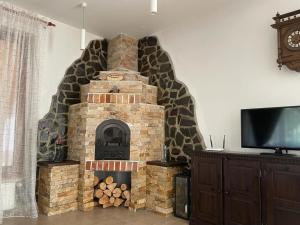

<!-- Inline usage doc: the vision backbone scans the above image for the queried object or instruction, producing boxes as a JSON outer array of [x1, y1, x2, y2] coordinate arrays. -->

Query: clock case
[[271, 9, 300, 72]]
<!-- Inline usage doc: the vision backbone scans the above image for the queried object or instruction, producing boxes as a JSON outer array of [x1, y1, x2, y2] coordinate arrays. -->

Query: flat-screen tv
[[241, 106, 300, 153]]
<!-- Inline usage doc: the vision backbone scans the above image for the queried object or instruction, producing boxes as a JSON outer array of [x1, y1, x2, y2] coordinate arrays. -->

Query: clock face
[[286, 30, 300, 50]]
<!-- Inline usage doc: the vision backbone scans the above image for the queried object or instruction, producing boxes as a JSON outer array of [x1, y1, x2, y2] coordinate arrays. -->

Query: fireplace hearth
[[95, 119, 130, 160]]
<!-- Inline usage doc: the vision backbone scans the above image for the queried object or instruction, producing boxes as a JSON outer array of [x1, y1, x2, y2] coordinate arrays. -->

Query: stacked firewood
[[93, 176, 131, 208]]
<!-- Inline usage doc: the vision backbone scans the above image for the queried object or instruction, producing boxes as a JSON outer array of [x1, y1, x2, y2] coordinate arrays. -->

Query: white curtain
[[0, 2, 48, 222]]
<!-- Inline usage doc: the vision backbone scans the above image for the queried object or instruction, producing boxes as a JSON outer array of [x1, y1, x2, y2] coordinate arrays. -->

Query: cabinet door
[[190, 155, 223, 225], [224, 158, 261, 225], [263, 162, 300, 225]]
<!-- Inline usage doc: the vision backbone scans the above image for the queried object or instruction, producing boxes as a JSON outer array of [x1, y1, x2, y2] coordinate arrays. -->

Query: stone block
[[37, 163, 79, 216], [146, 164, 183, 215]]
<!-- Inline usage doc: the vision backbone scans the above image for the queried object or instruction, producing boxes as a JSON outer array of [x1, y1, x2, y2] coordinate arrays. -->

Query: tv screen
[[241, 106, 300, 150]]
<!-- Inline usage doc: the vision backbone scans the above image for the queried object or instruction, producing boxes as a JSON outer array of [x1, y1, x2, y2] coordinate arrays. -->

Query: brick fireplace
[[67, 34, 165, 211]]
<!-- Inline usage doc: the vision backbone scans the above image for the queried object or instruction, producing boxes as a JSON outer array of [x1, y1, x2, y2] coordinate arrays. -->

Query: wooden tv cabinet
[[190, 150, 300, 225]]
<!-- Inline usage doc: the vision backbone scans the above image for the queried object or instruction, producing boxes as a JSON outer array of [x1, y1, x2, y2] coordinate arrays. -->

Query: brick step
[[95, 71, 149, 84]]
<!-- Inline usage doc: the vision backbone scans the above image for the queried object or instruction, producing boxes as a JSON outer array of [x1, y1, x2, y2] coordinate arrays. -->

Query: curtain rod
[[1, 5, 56, 27]]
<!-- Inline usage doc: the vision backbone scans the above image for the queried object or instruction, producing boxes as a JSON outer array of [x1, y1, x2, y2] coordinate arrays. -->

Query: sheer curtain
[[0, 2, 48, 222]]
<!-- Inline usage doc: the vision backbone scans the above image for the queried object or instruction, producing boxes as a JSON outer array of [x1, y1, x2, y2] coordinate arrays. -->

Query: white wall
[[38, 19, 101, 119], [154, 0, 300, 151]]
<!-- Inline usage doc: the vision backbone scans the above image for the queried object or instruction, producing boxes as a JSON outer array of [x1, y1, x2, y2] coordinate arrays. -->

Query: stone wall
[[138, 37, 206, 164], [37, 40, 108, 161]]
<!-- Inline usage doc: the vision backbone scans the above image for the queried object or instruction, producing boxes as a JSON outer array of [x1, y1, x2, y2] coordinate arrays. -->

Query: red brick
[[110, 94, 116, 103], [106, 94, 111, 103], [103, 161, 108, 171], [97, 161, 102, 170], [126, 162, 132, 171], [94, 94, 100, 103], [120, 162, 126, 171], [91, 95, 94, 103], [115, 161, 121, 171], [109, 161, 114, 171], [100, 94, 105, 103], [135, 95, 141, 103], [92, 161, 96, 170], [86, 161, 91, 170]]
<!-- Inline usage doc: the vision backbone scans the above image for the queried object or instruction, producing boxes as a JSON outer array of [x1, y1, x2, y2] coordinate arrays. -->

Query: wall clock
[[271, 9, 300, 72]]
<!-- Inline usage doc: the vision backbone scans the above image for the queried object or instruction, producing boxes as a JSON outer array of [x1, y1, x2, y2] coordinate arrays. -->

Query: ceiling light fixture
[[150, 0, 157, 15], [80, 2, 87, 50]]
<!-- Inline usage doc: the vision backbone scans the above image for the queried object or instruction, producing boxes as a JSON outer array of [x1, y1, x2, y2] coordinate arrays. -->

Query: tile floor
[[3, 207, 188, 225]]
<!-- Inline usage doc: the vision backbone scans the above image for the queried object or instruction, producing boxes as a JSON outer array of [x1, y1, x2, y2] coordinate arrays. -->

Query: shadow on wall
[[138, 36, 206, 164], [37, 39, 108, 161]]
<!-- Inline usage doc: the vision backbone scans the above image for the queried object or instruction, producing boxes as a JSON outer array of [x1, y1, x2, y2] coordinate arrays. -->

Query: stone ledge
[[38, 160, 80, 168], [146, 160, 187, 167]]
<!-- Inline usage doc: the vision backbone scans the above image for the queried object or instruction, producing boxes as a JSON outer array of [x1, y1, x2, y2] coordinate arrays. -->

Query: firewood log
[[113, 198, 124, 207], [124, 200, 130, 207], [104, 189, 112, 197], [120, 184, 128, 191], [93, 176, 100, 187], [105, 176, 114, 185], [99, 195, 109, 205], [103, 203, 113, 208], [94, 189, 104, 199], [107, 183, 117, 191], [112, 188, 122, 198], [109, 196, 115, 204], [122, 190, 131, 200], [99, 182, 107, 190]]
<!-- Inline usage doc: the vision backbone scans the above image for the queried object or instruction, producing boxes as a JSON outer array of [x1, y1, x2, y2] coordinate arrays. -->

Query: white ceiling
[[9, 0, 227, 38]]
